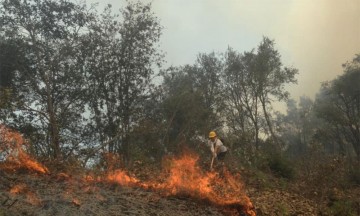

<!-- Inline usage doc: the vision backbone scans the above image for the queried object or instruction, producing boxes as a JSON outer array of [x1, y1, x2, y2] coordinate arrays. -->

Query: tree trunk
[[261, 96, 279, 147], [349, 125, 360, 159], [255, 124, 259, 150], [45, 74, 61, 159]]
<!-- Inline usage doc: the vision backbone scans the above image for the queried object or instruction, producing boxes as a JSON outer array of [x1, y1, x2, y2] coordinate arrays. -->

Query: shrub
[[267, 154, 295, 180], [348, 166, 360, 186], [328, 200, 357, 216]]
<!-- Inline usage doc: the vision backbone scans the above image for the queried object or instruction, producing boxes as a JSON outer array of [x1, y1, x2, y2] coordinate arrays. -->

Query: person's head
[[209, 131, 216, 141]]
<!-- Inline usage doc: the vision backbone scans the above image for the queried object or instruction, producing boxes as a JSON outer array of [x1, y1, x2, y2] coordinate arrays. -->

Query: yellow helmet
[[209, 131, 216, 138]]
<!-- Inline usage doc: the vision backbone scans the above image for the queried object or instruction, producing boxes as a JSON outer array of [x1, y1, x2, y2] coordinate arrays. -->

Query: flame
[[93, 153, 256, 216], [83, 174, 102, 184], [156, 154, 215, 196], [154, 154, 256, 216], [105, 169, 140, 186], [82, 169, 140, 186], [1, 124, 255, 215], [10, 184, 27, 194], [9, 184, 42, 206], [56, 172, 71, 180], [0, 125, 49, 174], [17, 150, 49, 174], [72, 198, 81, 206], [83, 174, 95, 182]]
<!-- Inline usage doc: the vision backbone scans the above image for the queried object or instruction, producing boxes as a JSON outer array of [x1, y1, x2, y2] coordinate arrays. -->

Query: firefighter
[[208, 131, 227, 170]]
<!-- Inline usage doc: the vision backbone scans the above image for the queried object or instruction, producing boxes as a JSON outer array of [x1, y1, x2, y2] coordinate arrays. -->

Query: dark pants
[[217, 151, 227, 161]]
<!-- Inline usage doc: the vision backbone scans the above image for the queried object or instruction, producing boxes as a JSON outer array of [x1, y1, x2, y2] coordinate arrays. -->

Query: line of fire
[[0, 125, 256, 216]]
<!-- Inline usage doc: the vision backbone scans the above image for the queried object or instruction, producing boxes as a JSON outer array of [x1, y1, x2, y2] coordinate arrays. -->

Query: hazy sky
[[87, 0, 360, 102]]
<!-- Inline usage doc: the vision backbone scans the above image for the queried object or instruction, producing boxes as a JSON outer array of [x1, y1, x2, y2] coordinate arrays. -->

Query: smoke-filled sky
[[87, 0, 360, 102]]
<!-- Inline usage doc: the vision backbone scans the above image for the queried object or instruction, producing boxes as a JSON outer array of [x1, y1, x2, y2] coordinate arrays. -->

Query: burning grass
[[0, 125, 49, 174], [0, 125, 256, 215], [67, 153, 256, 215], [152, 153, 256, 216]]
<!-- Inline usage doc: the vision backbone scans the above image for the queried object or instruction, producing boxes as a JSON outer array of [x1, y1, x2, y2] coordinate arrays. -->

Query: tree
[[84, 2, 163, 164], [0, 0, 94, 159], [315, 54, 360, 159], [188, 52, 224, 133], [0, 37, 26, 111], [222, 38, 298, 150], [223, 48, 260, 149], [190, 53, 223, 111], [254, 37, 298, 145], [160, 66, 207, 151], [279, 96, 322, 157], [159, 51, 225, 154], [0, 39, 17, 89]]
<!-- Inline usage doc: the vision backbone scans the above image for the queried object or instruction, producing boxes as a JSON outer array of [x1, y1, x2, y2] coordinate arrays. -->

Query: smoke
[[281, 0, 360, 99], [152, 0, 359, 100], [85, 0, 360, 101]]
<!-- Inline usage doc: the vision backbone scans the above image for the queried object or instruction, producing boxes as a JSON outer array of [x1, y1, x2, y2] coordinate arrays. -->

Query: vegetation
[[0, 0, 359, 215]]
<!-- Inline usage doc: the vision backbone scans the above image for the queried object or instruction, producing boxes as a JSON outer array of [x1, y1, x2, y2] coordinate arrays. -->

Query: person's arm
[[214, 138, 223, 154], [205, 140, 214, 156], [213, 145, 218, 156]]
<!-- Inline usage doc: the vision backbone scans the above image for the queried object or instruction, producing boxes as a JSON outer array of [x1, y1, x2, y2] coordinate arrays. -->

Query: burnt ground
[[0, 170, 238, 216], [1, 167, 359, 216]]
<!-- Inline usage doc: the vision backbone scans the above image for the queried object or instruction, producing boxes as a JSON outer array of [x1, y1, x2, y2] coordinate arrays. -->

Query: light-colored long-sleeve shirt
[[208, 138, 227, 155]]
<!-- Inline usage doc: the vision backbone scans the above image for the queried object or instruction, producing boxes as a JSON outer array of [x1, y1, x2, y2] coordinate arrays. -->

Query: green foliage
[[279, 96, 325, 158], [84, 1, 163, 163], [0, 39, 18, 88], [130, 118, 166, 162], [222, 38, 298, 150], [275, 202, 290, 216], [348, 166, 360, 186], [1, 0, 358, 190], [314, 54, 360, 158], [0, 37, 29, 118], [0, 0, 96, 159], [250, 169, 273, 189], [0, 0, 163, 163], [160, 53, 224, 152], [267, 154, 295, 179], [0, 88, 12, 110], [328, 200, 357, 216]]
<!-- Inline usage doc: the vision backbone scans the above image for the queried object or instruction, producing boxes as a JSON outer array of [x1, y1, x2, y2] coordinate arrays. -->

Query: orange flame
[[1, 124, 255, 215], [0, 125, 49, 174], [106, 169, 140, 186], [93, 153, 256, 216], [156, 154, 215, 196], [10, 183, 27, 194], [9, 183, 42, 206], [155, 154, 256, 216], [17, 150, 49, 174], [72, 198, 81, 206]]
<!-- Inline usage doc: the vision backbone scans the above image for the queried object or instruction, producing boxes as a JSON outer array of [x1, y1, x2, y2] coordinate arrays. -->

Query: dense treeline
[[0, 0, 359, 173]]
